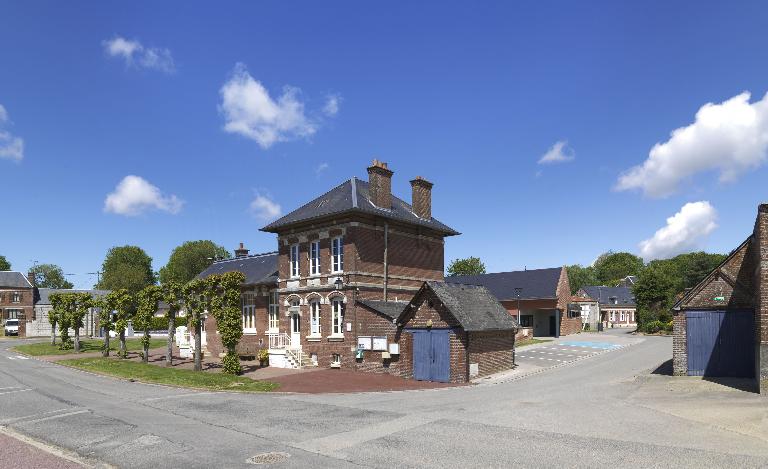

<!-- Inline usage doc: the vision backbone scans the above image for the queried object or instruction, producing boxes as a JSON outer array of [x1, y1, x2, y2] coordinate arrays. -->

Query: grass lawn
[[517, 337, 552, 348], [13, 338, 166, 356], [58, 357, 278, 392]]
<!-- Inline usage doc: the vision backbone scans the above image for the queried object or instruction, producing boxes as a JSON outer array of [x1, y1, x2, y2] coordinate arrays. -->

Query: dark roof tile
[[196, 252, 278, 286], [445, 268, 562, 300]]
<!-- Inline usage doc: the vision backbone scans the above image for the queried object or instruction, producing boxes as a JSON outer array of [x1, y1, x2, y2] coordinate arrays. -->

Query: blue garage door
[[686, 310, 754, 377], [411, 329, 451, 382]]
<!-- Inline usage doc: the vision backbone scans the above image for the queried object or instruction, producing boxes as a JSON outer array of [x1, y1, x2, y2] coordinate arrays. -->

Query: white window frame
[[620, 311, 625, 322], [290, 244, 300, 278], [331, 353, 341, 366], [11, 291, 21, 303], [268, 291, 279, 332], [331, 299, 344, 336], [331, 237, 344, 273], [309, 241, 320, 276], [6, 309, 22, 319], [241, 293, 257, 334], [309, 300, 322, 336]]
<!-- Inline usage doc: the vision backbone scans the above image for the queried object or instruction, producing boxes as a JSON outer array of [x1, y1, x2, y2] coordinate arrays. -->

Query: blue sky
[[3, 1, 768, 289]]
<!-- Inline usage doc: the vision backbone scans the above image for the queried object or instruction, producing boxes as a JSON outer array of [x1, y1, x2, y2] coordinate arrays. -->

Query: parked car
[[4, 319, 19, 336]]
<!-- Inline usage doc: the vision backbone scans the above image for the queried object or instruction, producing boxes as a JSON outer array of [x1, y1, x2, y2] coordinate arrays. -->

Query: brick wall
[[468, 330, 515, 378], [555, 266, 581, 336], [754, 205, 768, 391], [0, 286, 35, 337], [672, 311, 687, 375], [205, 291, 270, 358], [354, 303, 404, 375]]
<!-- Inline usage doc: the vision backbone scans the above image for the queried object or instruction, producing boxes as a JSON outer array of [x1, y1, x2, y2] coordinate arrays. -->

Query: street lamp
[[514, 287, 522, 325], [334, 277, 344, 291]]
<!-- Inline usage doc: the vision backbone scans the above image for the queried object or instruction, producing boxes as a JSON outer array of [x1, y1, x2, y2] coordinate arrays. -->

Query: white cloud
[[104, 175, 183, 216], [616, 91, 768, 198], [638, 201, 718, 261], [102, 36, 175, 73], [323, 94, 341, 116], [249, 193, 282, 221], [0, 104, 24, 162], [538, 140, 575, 164], [219, 63, 318, 149], [316, 162, 329, 176]]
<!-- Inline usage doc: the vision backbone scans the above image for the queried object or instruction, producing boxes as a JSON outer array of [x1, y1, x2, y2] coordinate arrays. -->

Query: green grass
[[58, 357, 278, 392], [13, 338, 166, 356], [517, 338, 552, 348]]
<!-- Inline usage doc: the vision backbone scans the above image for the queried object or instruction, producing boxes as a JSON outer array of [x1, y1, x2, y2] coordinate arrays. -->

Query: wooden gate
[[411, 329, 451, 382], [686, 310, 754, 377]]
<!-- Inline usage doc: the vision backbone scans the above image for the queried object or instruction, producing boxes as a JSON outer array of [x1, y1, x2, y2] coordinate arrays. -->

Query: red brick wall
[[204, 292, 270, 358], [754, 205, 768, 390], [1, 286, 35, 337], [555, 266, 581, 336], [672, 311, 687, 375], [468, 330, 515, 378], [353, 304, 404, 375]]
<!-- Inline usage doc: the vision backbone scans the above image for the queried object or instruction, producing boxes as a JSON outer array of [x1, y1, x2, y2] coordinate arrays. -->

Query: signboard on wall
[[357, 336, 372, 350], [372, 336, 388, 351]]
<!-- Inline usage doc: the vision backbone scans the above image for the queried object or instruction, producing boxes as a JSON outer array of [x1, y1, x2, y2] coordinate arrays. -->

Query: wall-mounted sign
[[372, 336, 387, 351], [357, 336, 372, 350], [713, 296, 725, 301]]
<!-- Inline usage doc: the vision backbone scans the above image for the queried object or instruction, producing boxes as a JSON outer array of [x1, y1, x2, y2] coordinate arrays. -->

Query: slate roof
[[445, 267, 563, 300], [358, 299, 407, 319], [195, 252, 279, 286], [36, 288, 111, 305], [580, 286, 636, 306], [400, 281, 518, 332], [261, 178, 459, 236], [0, 271, 33, 289]]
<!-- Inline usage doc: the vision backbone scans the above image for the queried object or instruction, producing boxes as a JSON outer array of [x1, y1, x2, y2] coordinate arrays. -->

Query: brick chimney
[[234, 242, 249, 258], [410, 176, 433, 219], [27, 270, 36, 287], [367, 159, 393, 209]]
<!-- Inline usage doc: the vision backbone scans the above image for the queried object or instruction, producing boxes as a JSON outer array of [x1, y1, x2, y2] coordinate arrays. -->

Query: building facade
[[578, 286, 637, 329], [0, 271, 35, 336]]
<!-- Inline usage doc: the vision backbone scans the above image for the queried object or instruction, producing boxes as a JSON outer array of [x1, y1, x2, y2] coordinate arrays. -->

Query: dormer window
[[290, 244, 300, 278]]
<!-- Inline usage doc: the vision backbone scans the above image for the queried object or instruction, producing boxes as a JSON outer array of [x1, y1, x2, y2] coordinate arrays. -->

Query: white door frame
[[290, 312, 301, 348]]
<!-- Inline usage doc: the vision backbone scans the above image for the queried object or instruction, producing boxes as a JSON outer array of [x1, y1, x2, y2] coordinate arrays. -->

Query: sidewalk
[[0, 428, 102, 469]]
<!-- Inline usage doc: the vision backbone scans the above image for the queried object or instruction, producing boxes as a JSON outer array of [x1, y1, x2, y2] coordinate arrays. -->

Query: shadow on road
[[651, 359, 758, 393]]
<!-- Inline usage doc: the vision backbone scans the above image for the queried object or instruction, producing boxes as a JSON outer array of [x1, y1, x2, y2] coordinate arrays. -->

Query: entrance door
[[686, 310, 754, 377], [549, 315, 557, 336], [290, 313, 301, 347], [412, 329, 450, 382], [200, 315, 207, 347]]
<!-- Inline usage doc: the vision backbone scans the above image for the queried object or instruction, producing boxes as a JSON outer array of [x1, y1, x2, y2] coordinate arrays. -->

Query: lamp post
[[514, 287, 522, 325], [334, 277, 343, 291]]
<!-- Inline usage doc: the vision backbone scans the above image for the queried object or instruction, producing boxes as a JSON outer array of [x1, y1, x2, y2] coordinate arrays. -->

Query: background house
[[571, 294, 600, 331], [578, 285, 636, 328], [29, 288, 110, 338], [445, 266, 579, 337], [0, 271, 35, 336]]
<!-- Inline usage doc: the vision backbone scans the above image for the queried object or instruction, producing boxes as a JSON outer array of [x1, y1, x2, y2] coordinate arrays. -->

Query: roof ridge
[[212, 251, 278, 264]]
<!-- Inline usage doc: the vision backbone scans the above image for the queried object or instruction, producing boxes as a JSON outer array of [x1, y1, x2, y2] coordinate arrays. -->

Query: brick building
[[446, 267, 580, 337], [672, 203, 768, 394], [200, 160, 519, 382], [0, 271, 35, 336]]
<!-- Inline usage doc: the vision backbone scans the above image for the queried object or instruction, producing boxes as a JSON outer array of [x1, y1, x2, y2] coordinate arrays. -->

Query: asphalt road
[[1, 331, 767, 469]]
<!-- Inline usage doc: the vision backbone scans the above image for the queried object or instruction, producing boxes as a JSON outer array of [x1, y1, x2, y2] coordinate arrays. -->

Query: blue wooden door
[[411, 330, 451, 382], [686, 310, 754, 377]]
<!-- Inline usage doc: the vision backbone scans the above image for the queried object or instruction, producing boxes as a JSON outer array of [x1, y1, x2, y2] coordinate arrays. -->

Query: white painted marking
[[15, 355, 29, 360], [22, 409, 89, 424], [0, 408, 76, 425], [0, 386, 23, 391], [0, 389, 31, 396]]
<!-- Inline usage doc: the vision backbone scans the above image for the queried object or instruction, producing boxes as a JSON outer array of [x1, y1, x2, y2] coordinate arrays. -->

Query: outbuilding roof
[[445, 267, 563, 300], [357, 299, 408, 319], [260, 178, 459, 236], [580, 286, 636, 306], [0, 271, 33, 289], [195, 252, 279, 286], [36, 288, 111, 305], [400, 281, 518, 332]]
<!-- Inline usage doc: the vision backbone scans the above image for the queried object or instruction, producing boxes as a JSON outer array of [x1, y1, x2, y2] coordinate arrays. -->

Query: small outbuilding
[[672, 203, 768, 393], [395, 281, 519, 383]]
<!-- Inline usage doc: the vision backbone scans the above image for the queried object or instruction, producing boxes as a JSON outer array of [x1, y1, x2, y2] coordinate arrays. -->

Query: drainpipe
[[383, 222, 389, 301]]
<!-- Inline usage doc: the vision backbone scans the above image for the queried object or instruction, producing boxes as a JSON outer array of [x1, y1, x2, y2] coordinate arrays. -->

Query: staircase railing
[[268, 332, 295, 350]]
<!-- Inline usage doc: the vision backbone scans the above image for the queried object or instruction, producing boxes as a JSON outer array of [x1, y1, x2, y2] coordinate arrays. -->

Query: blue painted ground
[[558, 341, 621, 350]]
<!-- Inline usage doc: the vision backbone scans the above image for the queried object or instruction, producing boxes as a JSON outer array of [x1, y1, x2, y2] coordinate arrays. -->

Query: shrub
[[643, 320, 665, 334], [144, 316, 187, 331], [258, 349, 269, 364], [664, 320, 674, 332]]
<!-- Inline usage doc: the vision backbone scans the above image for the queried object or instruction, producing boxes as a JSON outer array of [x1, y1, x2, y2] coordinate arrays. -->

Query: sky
[[3, 1, 768, 289]]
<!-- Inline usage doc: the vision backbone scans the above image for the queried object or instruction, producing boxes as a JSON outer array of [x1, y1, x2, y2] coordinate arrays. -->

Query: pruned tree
[[183, 279, 207, 372], [135, 285, 163, 363], [50, 293, 74, 350], [70, 292, 93, 353], [47, 293, 64, 346], [208, 271, 245, 375], [108, 289, 134, 358], [97, 290, 122, 357], [161, 280, 184, 367]]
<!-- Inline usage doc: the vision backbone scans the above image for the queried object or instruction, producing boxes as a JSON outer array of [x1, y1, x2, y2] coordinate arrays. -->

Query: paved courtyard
[[1, 330, 767, 468]]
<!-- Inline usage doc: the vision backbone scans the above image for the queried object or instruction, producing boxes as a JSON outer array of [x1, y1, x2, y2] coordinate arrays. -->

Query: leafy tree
[[566, 264, 598, 294], [96, 246, 155, 294], [632, 262, 677, 329], [135, 285, 163, 363], [446, 257, 486, 276], [207, 272, 245, 374], [159, 240, 230, 284], [108, 289, 134, 358], [594, 251, 644, 285], [0, 255, 10, 271], [47, 294, 65, 346], [183, 279, 208, 372], [50, 293, 74, 350], [161, 281, 184, 367], [97, 290, 124, 357], [70, 292, 94, 352], [29, 263, 74, 289]]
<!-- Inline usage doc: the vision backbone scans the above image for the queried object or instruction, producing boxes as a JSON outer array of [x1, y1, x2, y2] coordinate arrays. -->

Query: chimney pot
[[410, 176, 433, 219], [367, 159, 394, 209], [234, 243, 249, 258]]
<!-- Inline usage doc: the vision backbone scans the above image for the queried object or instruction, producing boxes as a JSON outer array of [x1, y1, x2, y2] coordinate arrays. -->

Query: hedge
[[138, 316, 187, 331]]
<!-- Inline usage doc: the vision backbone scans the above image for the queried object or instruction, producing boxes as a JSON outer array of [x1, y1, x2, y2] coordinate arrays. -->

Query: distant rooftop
[[0, 271, 33, 289], [196, 252, 279, 286], [445, 267, 563, 301]]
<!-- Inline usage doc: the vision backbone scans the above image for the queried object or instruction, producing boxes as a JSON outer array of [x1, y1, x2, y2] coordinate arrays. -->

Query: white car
[[4, 319, 19, 336]]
